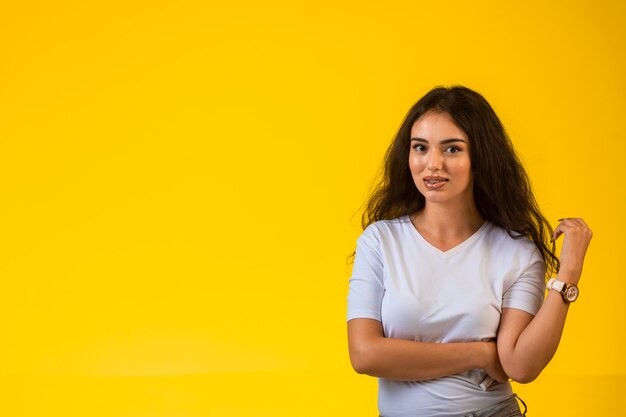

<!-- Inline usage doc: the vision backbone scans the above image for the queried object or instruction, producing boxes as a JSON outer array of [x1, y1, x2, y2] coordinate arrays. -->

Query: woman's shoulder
[[483, 222, 541, 257], [358, 215, 412, 242], [363, 215, 411, 234]]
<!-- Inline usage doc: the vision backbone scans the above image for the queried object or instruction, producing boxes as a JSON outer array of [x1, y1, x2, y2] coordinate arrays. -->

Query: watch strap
[[546, 278, 578, 303], [547, 278, 565, 292]]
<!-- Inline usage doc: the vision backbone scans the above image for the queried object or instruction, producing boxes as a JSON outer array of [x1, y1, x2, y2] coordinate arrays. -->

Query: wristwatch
[[546, 278, 579, 303]]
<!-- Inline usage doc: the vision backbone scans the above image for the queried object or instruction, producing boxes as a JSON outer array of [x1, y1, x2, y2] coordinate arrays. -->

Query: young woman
[[346, 86, 592, 417]]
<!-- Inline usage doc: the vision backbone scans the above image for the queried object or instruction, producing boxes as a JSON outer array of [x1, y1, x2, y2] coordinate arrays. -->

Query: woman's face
[[409, 111, 474, 207]]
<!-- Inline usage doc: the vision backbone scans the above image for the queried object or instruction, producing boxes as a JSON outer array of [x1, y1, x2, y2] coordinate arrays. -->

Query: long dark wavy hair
[[360, 85, 559, 277]]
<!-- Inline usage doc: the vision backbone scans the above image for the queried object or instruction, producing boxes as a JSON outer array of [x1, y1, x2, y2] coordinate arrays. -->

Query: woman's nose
[[428, 150, 443, 171]]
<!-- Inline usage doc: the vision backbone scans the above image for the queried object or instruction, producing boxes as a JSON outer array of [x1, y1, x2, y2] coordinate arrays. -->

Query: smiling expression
[[409, 111, 474, 207]]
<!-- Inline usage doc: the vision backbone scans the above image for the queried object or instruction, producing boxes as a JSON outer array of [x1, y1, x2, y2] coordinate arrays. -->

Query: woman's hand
[[482, 341, 508, 383], [553, 218, 593, 283]]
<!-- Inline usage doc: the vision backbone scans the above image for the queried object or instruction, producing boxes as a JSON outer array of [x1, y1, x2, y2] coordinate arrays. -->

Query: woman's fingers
[[553, 218, 592, 241], [560, 217, 588, 228]]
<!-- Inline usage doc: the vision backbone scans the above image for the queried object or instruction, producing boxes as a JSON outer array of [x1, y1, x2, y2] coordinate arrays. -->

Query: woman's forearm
[[348, 318, 503, 382], [497, 271, 576, 383], [352, 338, 490, 381]]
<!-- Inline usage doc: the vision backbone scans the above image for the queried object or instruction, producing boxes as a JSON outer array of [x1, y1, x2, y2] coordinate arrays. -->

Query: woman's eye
[[446, 146, 461, 153], [413, 144, 427, 152]]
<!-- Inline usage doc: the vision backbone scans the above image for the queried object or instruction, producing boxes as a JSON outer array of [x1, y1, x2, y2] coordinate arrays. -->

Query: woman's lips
[[423, 176, 448, 190]]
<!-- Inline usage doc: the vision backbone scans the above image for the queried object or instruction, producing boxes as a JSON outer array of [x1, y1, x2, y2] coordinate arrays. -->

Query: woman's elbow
[[350, 352, 370, 375], [508, 372, 537, 384], [350, 357, 369, 375], [348, 345, 375, 375], [504, 365, 541, 384], [498, 348, 545, 384], [347, 319, 385, 376]]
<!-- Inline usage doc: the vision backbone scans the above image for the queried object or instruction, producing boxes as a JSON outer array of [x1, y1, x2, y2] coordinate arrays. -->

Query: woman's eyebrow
[[410, 137, 467, 144]]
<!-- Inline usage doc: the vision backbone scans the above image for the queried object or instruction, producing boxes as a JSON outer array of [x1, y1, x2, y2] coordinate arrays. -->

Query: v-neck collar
[[405, 215, 489, 256]]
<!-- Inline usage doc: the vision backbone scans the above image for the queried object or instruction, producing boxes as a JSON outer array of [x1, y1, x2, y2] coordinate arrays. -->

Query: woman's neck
[[411, 201, 484, 240]]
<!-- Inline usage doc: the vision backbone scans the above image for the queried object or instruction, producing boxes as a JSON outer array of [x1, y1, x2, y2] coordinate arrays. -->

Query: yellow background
[[1, 0, 624, 415]]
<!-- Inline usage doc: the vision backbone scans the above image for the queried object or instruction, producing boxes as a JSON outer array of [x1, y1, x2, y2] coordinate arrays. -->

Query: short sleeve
[[346, 225, 385, 322], [502, 247, 546, 315]]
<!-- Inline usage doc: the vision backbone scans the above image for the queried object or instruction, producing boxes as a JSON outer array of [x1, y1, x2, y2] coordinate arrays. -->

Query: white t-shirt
[[347, 216, 546, 417]]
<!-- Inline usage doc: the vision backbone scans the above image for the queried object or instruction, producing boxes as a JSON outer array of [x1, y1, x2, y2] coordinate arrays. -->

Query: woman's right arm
[[348, 227, 506, 382], [347, 318, 507, 382]]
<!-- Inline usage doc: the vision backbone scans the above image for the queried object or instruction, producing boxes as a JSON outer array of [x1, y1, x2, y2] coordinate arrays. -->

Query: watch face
[[565, 285, 579, 302]]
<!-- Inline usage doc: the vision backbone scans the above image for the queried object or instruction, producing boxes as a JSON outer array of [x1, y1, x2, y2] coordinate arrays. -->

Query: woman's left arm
[[497, 218, 592, 383]]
